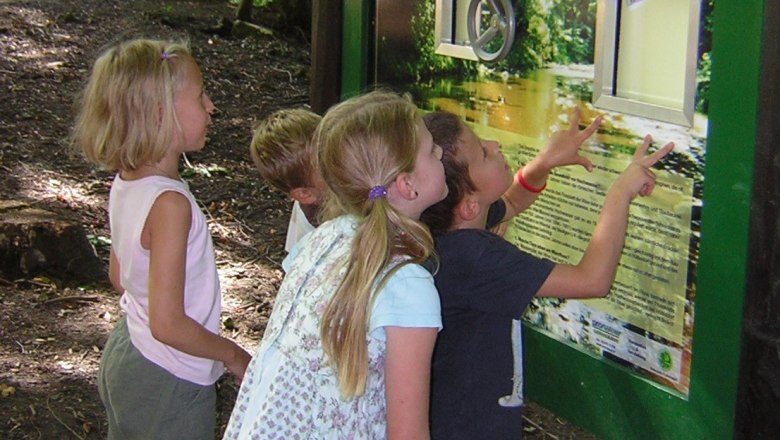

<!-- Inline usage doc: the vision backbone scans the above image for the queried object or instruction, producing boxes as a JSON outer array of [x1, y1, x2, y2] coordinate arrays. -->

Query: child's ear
[[289, 187, 319, 205], [392, 173, 418, 200], [456, 194, 481, 221]]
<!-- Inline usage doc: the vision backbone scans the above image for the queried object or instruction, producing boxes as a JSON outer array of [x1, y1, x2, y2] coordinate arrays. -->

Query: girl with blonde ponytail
[[223, 90, 448, 440]]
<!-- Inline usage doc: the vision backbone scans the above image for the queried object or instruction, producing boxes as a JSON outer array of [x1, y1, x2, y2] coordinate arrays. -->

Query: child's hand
[[538, 107, 602, 172], [615, 135, 674, 200], [226, 345, 252, 385]]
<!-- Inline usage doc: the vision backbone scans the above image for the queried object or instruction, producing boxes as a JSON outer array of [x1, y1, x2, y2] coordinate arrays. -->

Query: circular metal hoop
[[466, 0, 516, 63]]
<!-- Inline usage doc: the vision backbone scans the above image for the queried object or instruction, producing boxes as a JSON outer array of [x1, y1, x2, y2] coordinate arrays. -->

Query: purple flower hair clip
[[368, 185, 387, 201]]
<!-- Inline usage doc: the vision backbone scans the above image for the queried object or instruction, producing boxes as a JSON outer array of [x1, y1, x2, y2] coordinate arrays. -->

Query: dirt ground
[[0, 0, 597, 438]]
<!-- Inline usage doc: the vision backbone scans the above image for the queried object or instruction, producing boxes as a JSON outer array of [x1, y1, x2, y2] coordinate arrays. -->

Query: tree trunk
[[310, 0, 342, 113], [236, 0, 253, 22]]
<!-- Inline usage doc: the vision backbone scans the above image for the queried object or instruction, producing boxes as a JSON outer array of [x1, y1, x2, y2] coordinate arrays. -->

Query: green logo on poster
[[658, 350, 673, 371]]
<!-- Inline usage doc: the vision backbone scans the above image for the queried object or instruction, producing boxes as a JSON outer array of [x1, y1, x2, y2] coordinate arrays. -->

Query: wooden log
[[231, 19, 274, 40]]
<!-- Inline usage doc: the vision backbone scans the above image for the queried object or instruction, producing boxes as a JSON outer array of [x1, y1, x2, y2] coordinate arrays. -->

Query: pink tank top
[[109, 174, 223, 385]]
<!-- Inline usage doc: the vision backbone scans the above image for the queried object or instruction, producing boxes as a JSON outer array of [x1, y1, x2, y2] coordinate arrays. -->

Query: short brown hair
[[420, 111, 476, 236], [249, 108, 322, 193]]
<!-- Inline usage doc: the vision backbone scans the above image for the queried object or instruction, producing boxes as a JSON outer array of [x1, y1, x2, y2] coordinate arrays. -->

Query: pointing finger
[[577, 114, 603, 141], [568, 107, 582, 133], [632, 135, 653, 161], [642, 142, 675, 167]]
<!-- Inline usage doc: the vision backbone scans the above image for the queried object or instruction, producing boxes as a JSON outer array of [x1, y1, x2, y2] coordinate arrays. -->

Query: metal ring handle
[[467, 0, 516, 63]]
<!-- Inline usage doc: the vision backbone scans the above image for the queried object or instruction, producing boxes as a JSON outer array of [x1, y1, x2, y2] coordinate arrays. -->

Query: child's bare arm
[[145, 192, 251, 380], [108, 247, 124, 295], [502, 107, 602, 219], [537, 135, 674, 298], [384, 326, 437, 440]]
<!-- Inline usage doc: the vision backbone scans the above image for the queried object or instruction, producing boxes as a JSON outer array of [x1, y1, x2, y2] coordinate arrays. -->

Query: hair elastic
[[368, 185, 387, 201], [516, 168, 546, 193], [161, 50, 169, 61]]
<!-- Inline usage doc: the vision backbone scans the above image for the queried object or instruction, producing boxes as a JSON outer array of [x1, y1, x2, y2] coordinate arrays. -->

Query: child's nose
[[485, 140, 500, 152]]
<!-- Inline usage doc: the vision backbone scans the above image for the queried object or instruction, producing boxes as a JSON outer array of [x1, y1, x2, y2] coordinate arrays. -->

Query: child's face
[[458, 123, 513, 203], [172, 58, 215, 153], [410, 119, 448, 212]]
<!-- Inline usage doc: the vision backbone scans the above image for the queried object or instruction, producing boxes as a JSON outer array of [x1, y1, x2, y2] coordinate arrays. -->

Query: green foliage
[[229, 0, 311, 33], [500, 0, 546, 75], [544, 0, 596, 64], [503, 0, 595, 72], [695, 0, 714, 115], [700, 0, 715, 41], [695, 52, 711, 114], [405, 1, 477, 82], [86, 234, 111, 249], [228, 0, 273, 7], [407, 0, 597, 82]]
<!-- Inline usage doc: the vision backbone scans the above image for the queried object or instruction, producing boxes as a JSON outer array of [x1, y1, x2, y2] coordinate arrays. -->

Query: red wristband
[[516, 168, 546, 193]]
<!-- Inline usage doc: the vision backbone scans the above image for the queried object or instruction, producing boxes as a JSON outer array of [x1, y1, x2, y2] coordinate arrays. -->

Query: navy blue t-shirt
[[430, 201, 555, 439]]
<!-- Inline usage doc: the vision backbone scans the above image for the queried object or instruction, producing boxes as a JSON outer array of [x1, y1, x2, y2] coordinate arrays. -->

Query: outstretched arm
[[502, 107, 602, 220], [385, 326, 437, 440], [537, 135, 674, 298]]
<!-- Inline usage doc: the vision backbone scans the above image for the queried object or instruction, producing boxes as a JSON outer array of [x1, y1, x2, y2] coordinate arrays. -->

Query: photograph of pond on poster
[[375, 0, 711, 397]]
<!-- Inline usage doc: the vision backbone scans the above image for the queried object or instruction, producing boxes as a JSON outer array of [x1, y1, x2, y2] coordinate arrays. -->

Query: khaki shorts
[[98, 316, 216, 440]]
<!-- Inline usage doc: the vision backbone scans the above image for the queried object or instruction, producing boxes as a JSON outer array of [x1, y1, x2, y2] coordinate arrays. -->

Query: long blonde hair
[[316, 91, 435, 397], [71, 38, 192, 171]]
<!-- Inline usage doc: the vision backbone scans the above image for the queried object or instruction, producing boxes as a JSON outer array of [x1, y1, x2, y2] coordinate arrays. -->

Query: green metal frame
[[339, 0, 764, 437], [340, 0, 370, 98]]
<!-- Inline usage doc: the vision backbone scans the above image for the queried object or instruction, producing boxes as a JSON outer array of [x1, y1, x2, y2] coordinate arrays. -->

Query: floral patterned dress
[[222, 215, 441, 440]]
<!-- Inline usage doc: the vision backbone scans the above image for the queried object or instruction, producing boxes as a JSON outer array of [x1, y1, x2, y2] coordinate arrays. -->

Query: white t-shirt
[[284, 200, 315, 253]]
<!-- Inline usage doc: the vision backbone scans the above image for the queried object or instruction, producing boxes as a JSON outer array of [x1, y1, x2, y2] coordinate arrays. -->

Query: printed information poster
[[370, 0, 710, 399], [491, 131, 697, 396]]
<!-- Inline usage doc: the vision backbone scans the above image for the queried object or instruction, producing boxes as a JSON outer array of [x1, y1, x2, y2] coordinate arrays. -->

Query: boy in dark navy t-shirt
[[421, 109, 673, 439]]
